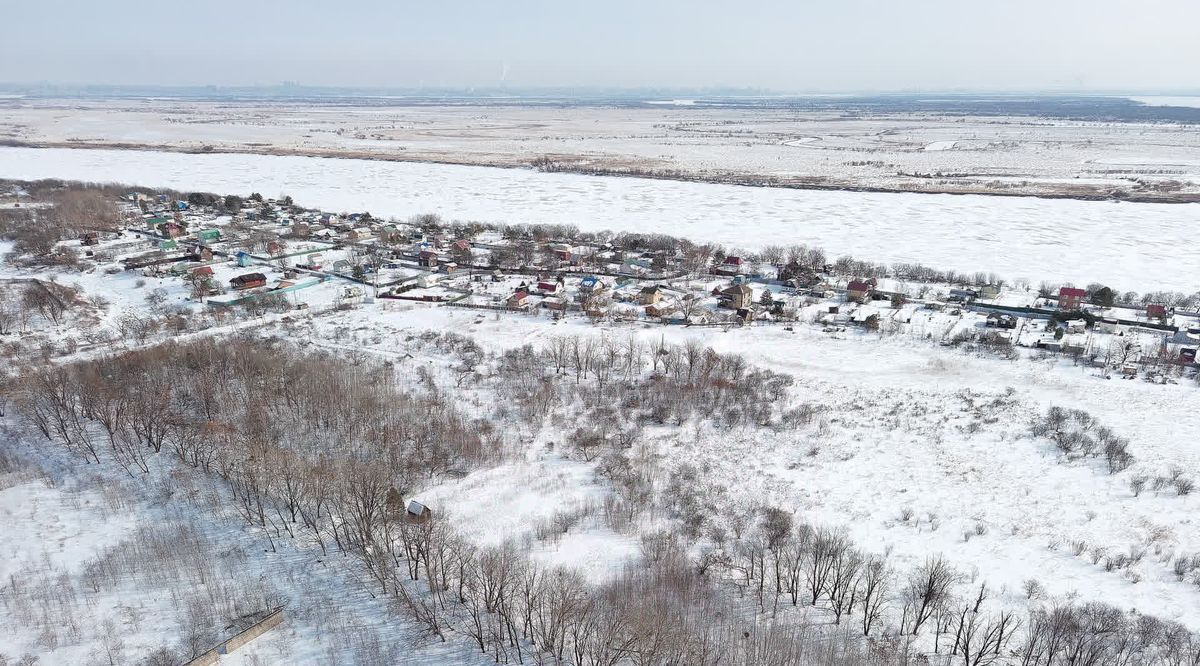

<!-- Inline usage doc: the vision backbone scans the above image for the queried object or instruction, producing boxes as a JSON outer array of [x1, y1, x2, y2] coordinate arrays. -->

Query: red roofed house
[[847, 280, 872, 303], [536, 281, 559, 295], [1058, 287, 1087, 311], [1147, 303, 1167, 320], [549, 243, 572, 261], [507, 291, 529, 308], [418, 249, 440, 268]]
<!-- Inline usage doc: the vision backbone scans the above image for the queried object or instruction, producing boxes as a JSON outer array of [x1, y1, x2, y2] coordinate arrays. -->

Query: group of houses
[[86, 191, 1200, 371]]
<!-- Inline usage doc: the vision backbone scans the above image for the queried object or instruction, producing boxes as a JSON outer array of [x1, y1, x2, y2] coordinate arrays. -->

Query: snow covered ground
[[2, 147, 1199, 293], [280, 303, 1200, 631], [3, 98, 1199, 202], [0, 431, 493, 666]]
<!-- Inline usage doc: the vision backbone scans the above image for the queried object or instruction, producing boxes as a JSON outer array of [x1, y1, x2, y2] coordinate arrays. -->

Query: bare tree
[[903, 556, 959, 635]]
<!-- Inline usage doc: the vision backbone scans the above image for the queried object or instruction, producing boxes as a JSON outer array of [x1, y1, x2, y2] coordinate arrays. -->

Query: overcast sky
[[4, 0, 1198, 92]]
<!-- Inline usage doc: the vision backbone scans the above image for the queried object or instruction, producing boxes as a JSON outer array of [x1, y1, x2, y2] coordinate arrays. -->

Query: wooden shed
[[405, 500, 432, 524]]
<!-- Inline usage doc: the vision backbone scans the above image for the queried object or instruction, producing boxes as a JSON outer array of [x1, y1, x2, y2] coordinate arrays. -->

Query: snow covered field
[[3, 99, 1199, 202], [0, 436, 490, 666], [2, 146, 1199, 293], [285, 303, 1200, 631]]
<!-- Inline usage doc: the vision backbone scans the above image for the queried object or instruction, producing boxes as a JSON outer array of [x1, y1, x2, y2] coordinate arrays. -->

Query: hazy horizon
[[4, 0, 1199, 93]]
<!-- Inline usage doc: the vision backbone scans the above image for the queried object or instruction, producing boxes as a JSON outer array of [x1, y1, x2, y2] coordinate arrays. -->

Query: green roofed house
[[196, 229, 221, 243], [159, 239, 178, 251]]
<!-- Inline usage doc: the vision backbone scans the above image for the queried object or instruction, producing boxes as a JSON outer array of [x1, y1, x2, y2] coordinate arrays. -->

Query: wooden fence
[[182, 607, 285, 666]]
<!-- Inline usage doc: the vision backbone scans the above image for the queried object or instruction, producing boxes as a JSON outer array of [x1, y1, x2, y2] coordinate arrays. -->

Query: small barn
[[405, 500, 432, 524]]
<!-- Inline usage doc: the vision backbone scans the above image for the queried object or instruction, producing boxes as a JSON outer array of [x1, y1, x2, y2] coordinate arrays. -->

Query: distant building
[[846, 280, 873, 303], [1058, 287, 1087, 311], [549, 243, 573, 261], [715, 255, 746, 275], [1146, 303, 1167, 320]]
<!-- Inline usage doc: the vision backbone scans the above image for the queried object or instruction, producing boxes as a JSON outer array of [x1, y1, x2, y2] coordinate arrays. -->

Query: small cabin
[[406, 499, 432, 524]]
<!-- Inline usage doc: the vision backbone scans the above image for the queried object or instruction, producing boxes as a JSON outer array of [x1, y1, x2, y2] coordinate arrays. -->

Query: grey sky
[[4, 0, 1198, 91]]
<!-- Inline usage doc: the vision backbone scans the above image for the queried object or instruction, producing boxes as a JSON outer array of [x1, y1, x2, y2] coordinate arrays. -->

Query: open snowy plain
[[3, 98, 1200, 201]]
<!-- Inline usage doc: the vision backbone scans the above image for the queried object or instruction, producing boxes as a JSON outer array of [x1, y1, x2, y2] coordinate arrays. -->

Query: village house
[[549, 243, 573, 262], [161, 221, 184, 239], [846, 280, 873, 303], [418, 249, 440, 268], [536, 281, 560, 296], [715, 255, 746, 275], [578, 275, 606, 294], [1058, 286, 1087, 311], [639, 286, 663, 305], [1168, 328, 1200, 364], [1147, 303, 1168, 320], [985, 312, 1018, 329], [949, 288, 978, 303], [230, 272, 267, 290], [720, 284, 753, 310], [196, 228, 221, 244], [507, 290, 530, 308]]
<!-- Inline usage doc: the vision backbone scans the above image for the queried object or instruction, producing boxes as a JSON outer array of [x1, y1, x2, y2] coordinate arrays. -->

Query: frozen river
[[0, 146, 1196, 292]]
